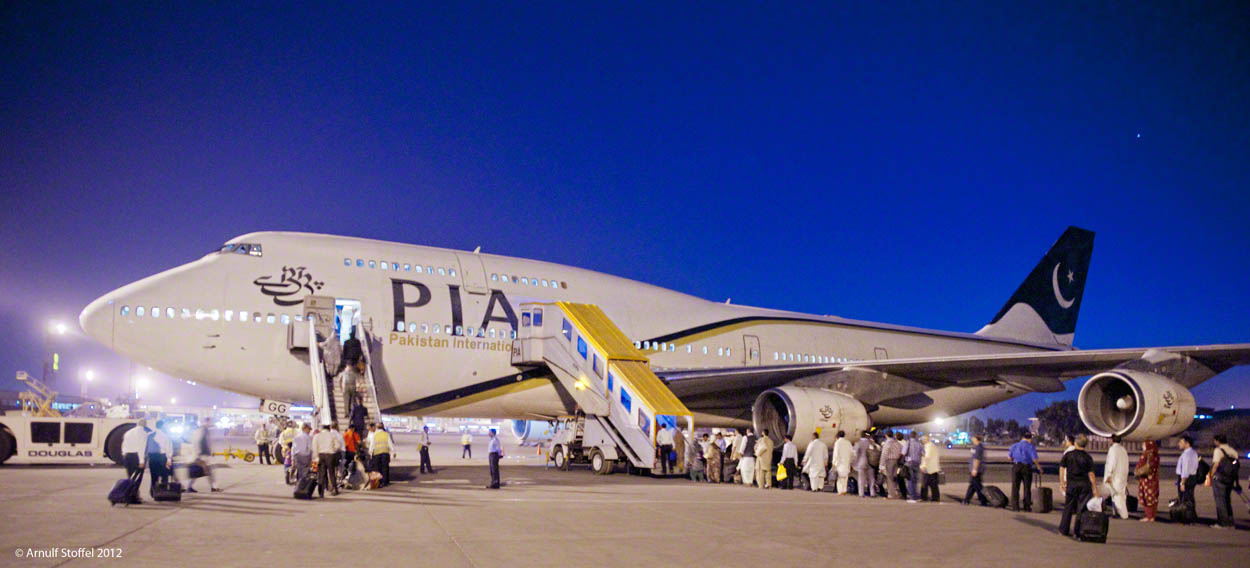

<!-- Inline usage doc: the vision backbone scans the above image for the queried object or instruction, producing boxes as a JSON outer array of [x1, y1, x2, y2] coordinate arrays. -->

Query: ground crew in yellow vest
[[368, 423, 393, 488]]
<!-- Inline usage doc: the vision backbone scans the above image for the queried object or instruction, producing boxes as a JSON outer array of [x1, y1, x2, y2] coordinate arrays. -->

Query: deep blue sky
[[2, 2, 1247, 418]]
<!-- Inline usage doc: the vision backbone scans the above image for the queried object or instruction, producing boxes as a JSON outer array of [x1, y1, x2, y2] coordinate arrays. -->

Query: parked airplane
[[78, 227, 1250, 452]]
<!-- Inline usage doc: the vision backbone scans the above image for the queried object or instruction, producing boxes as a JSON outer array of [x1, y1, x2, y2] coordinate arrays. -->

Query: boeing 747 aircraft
[[76, 227, 1250, 455]]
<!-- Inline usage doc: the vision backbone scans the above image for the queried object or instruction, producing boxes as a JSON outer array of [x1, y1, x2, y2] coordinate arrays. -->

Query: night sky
[[2, 3, 1247, 419]]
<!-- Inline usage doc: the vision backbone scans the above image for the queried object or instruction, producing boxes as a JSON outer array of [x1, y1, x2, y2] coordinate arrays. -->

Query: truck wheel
[[552, 446, 568, 470], [104, 424, 135, 466], [244, 452, 256, 463], [590, 449, 613, 475], [0, 431, 13, 465]]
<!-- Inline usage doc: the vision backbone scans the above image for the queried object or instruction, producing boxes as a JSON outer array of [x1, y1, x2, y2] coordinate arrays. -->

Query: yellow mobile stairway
[[511, 302, 692, 475], [291, 296, 383, 429]]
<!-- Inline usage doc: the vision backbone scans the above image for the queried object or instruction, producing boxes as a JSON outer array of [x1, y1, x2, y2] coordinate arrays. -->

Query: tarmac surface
[[2, 432, 1247, 567]]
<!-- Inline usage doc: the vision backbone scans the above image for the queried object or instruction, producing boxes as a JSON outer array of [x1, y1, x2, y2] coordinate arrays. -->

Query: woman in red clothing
[[1136, 439, 1160, 522]]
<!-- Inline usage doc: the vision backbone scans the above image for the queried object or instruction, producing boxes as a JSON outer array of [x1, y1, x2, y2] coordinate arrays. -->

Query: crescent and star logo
[[253, 266, 324, 306], [1051, 262, 1077, 309]]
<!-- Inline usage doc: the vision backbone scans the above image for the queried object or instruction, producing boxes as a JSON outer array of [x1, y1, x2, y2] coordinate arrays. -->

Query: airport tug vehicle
[[0, 372, 140, 465], [512, 302, 692, 475]]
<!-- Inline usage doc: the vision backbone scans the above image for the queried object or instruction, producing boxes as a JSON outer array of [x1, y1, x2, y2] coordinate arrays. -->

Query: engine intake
[[1077, 370, 1195, 442], [752, 386, 871, 449]]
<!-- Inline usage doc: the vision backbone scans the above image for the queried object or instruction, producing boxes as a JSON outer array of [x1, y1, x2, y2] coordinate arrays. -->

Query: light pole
[[81, 369, 94, 398], [42, 320, 68, 390]]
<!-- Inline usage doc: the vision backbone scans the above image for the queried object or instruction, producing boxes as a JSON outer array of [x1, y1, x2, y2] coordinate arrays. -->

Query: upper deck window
[[219, 243, 263, 257]]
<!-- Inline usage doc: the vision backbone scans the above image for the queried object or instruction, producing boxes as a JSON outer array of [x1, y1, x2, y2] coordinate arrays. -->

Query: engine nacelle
[[510, 420, 559, 445], [752, 386, 871, 449], [1078, 370, 1196, 442]]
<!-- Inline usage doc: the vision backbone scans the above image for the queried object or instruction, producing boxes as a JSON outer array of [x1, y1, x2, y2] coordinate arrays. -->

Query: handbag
[[1134, 461, 1151, 477], [777, 463, 788, 481]]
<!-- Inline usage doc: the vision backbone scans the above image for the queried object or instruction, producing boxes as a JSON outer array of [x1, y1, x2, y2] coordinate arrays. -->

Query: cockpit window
[[218, 243, 263, 257]]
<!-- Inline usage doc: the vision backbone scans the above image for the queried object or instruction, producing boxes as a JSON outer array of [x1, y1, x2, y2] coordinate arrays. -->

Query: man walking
[[1102, 434, 1130, 519], [419, 425, 435, 474], [779, 434, 799, 490], [754, 429, 774, 489], [146, 420, 173, 498], [1008, 432, 1039, 512], [854, 431, 877, 497], [738, 428, 758, 486], [656, 422, 675, 475], [292, 423, 313, 486], [1059, 435, 1098, 538], [1207, 433, 1240, 529], [963, 435, 990, 506], [461, 429, 473, 459], [803, 433, 829, 491], [342, 424, 361, 478], [832, 431, 854, 494], [121, 419, 150, 480], [314, 422, 344, 497], [369, 423, 393, 487], [904, 431, 924, 502], [487, 428, 503, 489], [185, 421, 220, 493], [879, 431, 902, 499], [919, 434, 942, 502]]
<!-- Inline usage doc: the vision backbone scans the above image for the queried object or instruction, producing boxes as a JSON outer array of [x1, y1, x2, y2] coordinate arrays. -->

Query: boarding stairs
[[291, 296, 383, 428], [511, 302, 692, 470]]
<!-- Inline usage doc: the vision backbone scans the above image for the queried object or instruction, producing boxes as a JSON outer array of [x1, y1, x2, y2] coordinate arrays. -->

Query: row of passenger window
[[775, 352, 856, 364], [345, 258, 457, 277], [633, 340, 734, 358], [490, 273, 567, 289], [120, 304, 305, 325], [394, 320, 517, 339]]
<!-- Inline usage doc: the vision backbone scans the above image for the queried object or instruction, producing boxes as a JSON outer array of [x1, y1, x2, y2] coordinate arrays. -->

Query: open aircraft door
[[743, 335, 761, 366], [455, 252, 489, 295]]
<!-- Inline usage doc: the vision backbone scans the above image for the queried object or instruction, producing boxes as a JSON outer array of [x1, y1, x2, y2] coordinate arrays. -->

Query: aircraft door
[[874, 347, 889, 360], [743, 335, 761, 366], [455, 253, 489, 295]]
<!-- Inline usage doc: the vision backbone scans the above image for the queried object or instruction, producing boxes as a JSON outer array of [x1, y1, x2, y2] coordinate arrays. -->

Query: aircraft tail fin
[[976, 226, 1095, 346]]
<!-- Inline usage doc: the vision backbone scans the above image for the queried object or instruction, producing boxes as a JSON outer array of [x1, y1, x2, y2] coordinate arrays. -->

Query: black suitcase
[[1125, 494, 1138, 513], [1077, 509, 1109, 543], [1168, 498, 1196, 524], [1032, 475, 1053, 513], [847, 475, 858, 495], [153, 482, 182, 502], [984, 485, 1009, 508], [294, 476, 317, 500]]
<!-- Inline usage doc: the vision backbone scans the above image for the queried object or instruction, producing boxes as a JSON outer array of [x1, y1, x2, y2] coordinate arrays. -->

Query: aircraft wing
[[656, 343, 1250, 413]]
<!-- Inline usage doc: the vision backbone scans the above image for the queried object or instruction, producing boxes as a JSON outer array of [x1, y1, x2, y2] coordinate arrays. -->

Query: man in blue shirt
[[1008, 432, 1039, 512], [963, 435, 990, 506], [486, 428, 503, 489], [1175, 435, 1200, 518], [904, 431, 924, 502]]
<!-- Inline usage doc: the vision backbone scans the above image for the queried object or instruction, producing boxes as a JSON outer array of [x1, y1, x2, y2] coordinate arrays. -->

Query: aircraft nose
[[79, 294, 114, 349]]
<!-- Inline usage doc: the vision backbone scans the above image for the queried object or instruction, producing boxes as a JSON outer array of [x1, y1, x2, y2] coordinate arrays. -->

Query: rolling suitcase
[[1077, 499, 1112, 543], [153, 482, 182, 502], [1032, 474, 1054, 513], [108, 469, 143, 506], [984, 485, 1009, 508], [294, 476, 317, 499]]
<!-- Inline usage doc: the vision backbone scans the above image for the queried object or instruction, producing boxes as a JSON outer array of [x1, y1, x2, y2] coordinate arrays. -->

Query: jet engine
[[1077, 370, 1196, 442], [510, 419, 559, 446], [752, 386, 871, 449]]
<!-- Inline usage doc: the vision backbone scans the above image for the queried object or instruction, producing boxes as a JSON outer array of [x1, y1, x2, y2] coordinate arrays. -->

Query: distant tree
[[1201, 416, 1250, 451], [986, 418, 1004, 441], [967, 416, 986, 437], [1035, 400, 1088, 444], [1004, 419, 1023, 439]]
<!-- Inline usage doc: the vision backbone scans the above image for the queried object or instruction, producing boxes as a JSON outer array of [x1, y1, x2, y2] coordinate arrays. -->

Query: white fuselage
[[80, 232, 1063, 427]]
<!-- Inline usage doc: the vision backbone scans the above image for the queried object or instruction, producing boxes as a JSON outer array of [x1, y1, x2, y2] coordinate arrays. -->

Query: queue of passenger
[[672, 425, 1241, 533]]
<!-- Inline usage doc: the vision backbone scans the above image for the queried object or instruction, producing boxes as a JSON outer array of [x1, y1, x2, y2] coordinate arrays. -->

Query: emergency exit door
[[743, 335, 761, 366], [455, 253, 489, 295]]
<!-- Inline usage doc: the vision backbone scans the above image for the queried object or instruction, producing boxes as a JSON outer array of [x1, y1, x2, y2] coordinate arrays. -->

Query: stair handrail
[[357, 323, 384, 421], [308, 319, 331, 426]]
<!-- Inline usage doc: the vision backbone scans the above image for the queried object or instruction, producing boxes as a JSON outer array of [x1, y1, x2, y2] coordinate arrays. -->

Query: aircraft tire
[[0, 430, 13, 465], [104, 424, 135, 466]]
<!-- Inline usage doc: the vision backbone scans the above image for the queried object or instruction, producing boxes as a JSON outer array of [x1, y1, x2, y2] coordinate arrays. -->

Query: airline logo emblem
[[818, 405, 834, 421], [1051, 263, 1077, 309], [253, 266, 324, 306]]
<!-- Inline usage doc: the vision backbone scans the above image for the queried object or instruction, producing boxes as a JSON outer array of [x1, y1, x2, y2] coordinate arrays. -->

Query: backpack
[[1215, 449, 1240, 485], [868, 441, 882, 468]]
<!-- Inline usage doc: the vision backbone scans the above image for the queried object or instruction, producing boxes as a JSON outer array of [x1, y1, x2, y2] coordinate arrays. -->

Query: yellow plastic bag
[[777, 463, 788, 481]]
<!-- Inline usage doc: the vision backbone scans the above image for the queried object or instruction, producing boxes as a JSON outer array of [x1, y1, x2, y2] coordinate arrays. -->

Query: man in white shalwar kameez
[[832, 430, 854, 494], [802, 434, 830, 492], [1102, 434, 1131, 519]]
